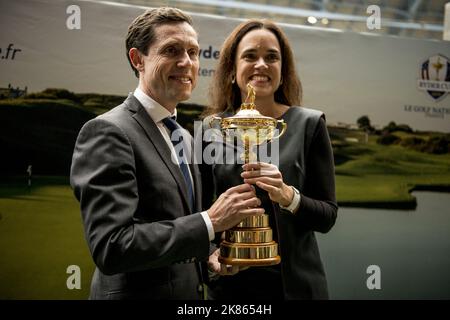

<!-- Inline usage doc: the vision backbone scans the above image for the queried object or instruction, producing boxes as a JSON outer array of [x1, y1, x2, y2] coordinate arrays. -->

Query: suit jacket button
[[197, 284, 204, 293]]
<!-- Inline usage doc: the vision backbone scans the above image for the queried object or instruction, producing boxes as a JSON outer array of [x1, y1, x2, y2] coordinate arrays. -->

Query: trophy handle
[[209, 116, 222, 128], [271, 120, 287, 140]]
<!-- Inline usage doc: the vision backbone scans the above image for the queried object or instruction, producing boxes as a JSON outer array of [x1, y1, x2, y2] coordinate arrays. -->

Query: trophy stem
[[244, 136, 250, 164], [240, 133, 257, 164]]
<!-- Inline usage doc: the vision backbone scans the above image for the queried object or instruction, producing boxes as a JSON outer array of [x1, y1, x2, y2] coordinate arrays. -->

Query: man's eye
[[164, 47, 179, 56], [189, 49, 199, 58]]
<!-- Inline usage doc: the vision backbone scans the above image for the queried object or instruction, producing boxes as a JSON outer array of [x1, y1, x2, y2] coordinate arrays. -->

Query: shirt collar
[[133, 87, 177, 123]]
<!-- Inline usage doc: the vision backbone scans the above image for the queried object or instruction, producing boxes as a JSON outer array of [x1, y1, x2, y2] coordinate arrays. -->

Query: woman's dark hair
[[206, 19, 302, 116]]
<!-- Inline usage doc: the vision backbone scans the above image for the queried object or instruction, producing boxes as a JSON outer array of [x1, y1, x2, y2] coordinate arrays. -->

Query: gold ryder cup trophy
[[211, 83, 286, 266]]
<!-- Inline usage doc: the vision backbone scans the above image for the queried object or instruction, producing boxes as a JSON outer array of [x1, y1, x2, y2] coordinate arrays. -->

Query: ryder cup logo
[[418, 54, 450, 101]]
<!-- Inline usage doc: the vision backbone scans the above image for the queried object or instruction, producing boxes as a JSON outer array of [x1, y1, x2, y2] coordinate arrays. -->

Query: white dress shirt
[[133, 88, 214, 241]]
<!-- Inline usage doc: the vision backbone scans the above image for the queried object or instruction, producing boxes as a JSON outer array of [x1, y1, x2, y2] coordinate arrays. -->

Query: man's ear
[[129, 48, 144, 72]]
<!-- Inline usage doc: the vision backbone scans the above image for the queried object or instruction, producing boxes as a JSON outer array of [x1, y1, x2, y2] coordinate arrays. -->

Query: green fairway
[[0, 177, 93, 299], [0, 129, 449, 299], [335, 134, 450, 206]]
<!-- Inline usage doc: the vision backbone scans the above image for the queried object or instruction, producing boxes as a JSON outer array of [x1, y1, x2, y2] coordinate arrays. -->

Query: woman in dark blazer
[[201, 19, 338, 299]]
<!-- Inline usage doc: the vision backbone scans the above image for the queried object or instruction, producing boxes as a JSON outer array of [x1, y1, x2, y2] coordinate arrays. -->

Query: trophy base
[[218, 255, 281, 267], [218, 241, 281, 267]]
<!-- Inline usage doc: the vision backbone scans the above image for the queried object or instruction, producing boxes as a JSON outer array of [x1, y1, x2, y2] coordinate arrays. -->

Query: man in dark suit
[[70, 7, 264, 300]]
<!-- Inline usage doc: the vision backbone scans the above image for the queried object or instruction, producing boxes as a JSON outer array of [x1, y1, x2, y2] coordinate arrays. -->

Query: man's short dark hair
[[126, 7, 194, 77]]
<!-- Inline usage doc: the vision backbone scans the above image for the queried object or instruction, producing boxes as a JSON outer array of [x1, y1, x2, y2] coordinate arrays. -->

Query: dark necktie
[[162, 116, 194, 211]]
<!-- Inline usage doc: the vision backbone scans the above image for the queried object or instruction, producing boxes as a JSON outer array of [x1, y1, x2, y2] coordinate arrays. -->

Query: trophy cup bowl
[[210, 84, 286, 267]]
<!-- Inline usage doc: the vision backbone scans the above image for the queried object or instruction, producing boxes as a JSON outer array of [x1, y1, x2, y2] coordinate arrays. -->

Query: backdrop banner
[[1, 0, 450, 300], [1, 0, 449, 131]]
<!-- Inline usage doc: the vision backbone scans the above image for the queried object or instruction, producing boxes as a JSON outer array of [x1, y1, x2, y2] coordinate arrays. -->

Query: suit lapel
[[124, 94, 192, 213]]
